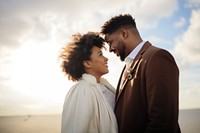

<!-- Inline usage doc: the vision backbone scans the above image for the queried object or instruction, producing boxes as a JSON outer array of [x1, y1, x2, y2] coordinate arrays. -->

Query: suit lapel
[[115, 65, 126, 101], [116, 56, 142, 101], [115, 42, 151, 103]]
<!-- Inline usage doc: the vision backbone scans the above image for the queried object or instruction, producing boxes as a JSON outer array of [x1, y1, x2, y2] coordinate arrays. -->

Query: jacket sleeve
[[61, 83, 98, 133], [145, 49, 179, 133]]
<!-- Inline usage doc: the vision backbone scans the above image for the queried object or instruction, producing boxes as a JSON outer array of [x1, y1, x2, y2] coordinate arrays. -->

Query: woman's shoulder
[[67, 80, 96, 98]]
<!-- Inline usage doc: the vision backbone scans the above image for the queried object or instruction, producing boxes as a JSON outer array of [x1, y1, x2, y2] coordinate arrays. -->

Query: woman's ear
[[83, 60, 92, 69]]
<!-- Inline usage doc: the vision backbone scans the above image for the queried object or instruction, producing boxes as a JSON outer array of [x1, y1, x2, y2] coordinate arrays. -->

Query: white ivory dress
[[61, 73, 118, 133]]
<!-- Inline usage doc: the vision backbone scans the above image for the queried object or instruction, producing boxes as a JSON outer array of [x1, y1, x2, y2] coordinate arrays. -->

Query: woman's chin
[[100, 69, 109, 76], [104, 70, 109, 74]]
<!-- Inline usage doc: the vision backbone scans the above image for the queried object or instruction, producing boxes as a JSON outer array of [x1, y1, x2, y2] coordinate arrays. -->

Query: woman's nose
[[104, 56, 108, 61]]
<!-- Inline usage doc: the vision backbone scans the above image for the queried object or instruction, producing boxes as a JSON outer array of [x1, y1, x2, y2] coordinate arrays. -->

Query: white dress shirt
[[120, 41, 146, 87]]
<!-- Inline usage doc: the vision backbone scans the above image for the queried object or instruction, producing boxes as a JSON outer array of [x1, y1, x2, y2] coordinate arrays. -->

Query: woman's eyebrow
[[97, 50, 102, 54]]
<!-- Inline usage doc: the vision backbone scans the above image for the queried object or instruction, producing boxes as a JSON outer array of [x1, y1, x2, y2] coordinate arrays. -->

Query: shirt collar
[[125, 41, 146, 64]]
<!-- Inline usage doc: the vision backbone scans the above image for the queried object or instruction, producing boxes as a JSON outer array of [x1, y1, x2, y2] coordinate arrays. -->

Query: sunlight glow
[[10, 39, 73, 103]]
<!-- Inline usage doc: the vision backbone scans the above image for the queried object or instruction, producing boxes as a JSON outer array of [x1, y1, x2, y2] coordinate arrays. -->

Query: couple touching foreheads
[[59, 14, 181, 133]]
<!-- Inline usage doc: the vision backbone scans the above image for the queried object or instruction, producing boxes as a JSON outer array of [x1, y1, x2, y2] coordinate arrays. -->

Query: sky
[[0, 0, 200, 116]]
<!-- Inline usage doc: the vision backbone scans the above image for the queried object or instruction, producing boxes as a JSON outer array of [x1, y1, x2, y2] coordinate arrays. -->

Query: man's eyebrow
[[105, 38, 110, 43], [105, 36, 109, 42]]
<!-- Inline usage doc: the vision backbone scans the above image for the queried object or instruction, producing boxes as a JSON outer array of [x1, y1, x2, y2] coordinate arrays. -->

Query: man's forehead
[[105, 34, 111, 42], [104, 29, 121, 42]]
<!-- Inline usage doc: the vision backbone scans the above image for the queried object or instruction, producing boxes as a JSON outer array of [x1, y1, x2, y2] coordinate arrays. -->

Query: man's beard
[[117, 41, 126, 61], [119, 50, 126, 61]]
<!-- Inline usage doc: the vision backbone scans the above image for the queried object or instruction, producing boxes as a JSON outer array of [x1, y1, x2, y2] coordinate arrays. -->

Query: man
[[101, 14, 181, 133]]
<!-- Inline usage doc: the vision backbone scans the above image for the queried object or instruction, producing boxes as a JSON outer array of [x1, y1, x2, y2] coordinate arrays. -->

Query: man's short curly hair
[[59, 32, 105, 81], [101, 14, 136, 34]]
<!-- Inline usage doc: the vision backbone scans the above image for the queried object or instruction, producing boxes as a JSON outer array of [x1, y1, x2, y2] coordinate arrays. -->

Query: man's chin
[[115, 53, 119, 57], [115, 53, 125, 61], [120, 56, 125, 61]]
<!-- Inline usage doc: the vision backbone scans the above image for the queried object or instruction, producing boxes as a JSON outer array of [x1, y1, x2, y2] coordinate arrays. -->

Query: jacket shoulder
[[143, 44, 173, 59]]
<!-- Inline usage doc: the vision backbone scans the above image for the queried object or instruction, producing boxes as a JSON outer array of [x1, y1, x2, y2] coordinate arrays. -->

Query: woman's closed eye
[[98, 51, 103, 56]]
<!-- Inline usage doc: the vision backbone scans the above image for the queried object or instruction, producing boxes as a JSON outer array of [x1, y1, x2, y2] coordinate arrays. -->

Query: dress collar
[[81, 73, 98, 86], [81, 73, 116, 93]]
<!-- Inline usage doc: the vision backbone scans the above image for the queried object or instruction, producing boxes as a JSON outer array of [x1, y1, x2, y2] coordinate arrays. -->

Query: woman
[[59, 32, 118, 133]]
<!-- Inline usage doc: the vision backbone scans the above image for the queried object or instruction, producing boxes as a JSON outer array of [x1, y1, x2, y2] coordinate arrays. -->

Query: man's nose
[[109, 46, 114, 52]]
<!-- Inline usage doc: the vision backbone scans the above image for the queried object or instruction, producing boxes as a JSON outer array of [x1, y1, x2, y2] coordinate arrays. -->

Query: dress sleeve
[[61, 83, 98, 133], [145, 49, 179, 132]]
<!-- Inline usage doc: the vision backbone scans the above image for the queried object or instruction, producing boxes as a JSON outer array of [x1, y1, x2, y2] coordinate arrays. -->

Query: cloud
[[96, 0, 179, 30], [0, 0, 179, 48], [174, 17, 186, 28], [133, 0, 178, 29], [0, 0, 179, 66], [174, 9, 200, 65], [185, 0, 200, 8], [0, 16, 31, 49], [0, 0, 182, 115]]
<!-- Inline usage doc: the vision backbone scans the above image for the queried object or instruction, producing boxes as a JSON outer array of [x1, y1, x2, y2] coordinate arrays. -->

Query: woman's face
[[86, 46, 108, 78]]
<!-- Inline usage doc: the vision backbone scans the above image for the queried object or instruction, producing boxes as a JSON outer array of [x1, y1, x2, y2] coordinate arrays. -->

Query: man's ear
[[120, 28, 128, 39], [83, 60, 92, 69]]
